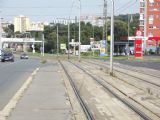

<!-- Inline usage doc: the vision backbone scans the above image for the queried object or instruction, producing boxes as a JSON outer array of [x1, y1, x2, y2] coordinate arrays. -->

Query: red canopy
[[148, 37, 160, 40]]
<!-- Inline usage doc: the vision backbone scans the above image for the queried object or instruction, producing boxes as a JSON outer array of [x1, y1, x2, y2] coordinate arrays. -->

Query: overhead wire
[[0, 1, 138, 21], [115, 0, 138, 14]]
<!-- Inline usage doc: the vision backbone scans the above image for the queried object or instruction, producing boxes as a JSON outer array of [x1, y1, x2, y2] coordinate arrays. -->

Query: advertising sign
[[90, 41, 100, 50], [135, 30, 142, 58], [60, 44, 66, 50], [80, 45, 91, 52], [100, 40, 107, 56]]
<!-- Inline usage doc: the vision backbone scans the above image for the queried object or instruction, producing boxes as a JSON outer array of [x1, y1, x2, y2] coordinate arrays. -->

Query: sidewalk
[[7, 61, 71, 120]]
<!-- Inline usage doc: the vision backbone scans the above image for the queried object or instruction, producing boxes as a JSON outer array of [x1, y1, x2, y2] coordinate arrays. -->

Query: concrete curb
[[0, 68, 39, 120]]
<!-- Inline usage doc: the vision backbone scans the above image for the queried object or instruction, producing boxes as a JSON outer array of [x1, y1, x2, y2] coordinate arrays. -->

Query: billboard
[[60, 44, 66, 50], [90, 41, 100, 50], [100, 40, 107, 56]]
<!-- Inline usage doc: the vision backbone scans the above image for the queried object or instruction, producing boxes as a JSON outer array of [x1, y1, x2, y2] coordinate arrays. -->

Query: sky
[[0, 0, 139, 22]]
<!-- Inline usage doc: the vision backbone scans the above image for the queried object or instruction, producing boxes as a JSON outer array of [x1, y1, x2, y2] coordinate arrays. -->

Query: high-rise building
[[14, 15, 30, 33], [140, 0, 160, 48]]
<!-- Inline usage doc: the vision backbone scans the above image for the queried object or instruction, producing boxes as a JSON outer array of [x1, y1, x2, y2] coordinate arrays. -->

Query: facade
[[140, 0, 160, 49], [81, 16, 104, 27], [14, 15, 45, 32], [29, 22, 44, 31], [14, 15, 30, 33]]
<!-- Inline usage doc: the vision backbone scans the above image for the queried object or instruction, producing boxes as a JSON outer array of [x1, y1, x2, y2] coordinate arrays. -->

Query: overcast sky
[[0, 0, 139, 22]]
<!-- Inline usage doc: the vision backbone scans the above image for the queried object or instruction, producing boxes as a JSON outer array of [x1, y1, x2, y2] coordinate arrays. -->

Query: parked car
[[0, 51, 14, 62], [20, 53, 29, 59]]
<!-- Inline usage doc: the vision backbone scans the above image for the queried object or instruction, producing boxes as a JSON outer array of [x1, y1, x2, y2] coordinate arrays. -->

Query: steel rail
[[69, 61, 153, 120], [86, 60, 160, 88], [59, 60, 95, 120]]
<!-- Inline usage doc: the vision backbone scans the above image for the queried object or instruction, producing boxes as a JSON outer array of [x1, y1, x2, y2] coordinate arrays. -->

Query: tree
[[3, 24, 14, 38]]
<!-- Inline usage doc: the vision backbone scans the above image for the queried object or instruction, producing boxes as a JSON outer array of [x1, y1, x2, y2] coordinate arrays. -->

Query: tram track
[[84, 60, 160, 89], [69, 60, 160, 120], [59, 60, 95, 120], [93, 59, 160, 78]]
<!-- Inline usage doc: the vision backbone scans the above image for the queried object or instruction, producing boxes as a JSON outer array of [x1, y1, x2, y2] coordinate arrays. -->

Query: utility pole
[[103, 0, 107, 40], [110, 0, 114, 75], [144, 0, 147, 51], [78, 0, 81, 62], [57, 25, 59, 57], [68, 19, 70, 60], [127, 14, 130, 59], [42, 33, 44, 56], [0, 18, 2, 50]]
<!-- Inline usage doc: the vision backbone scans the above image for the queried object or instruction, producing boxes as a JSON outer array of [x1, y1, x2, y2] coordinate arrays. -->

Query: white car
[[20, 53, 29, 59]]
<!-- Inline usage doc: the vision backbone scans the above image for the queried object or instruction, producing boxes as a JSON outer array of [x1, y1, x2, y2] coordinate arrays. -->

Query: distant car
[[0, 51, 14, 62], [20, 53, 29, 59]]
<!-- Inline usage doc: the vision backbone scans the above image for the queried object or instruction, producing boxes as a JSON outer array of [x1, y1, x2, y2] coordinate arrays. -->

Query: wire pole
[[57, 25, 59, 57], [42, 33, 44, 56], [144, 0, 147, 51], [78, 0, 81, 62], [0, 18, 2, 50], [127, 14, 130, 59], [110, 0, 114, 75], [68, 19, 70, 60]]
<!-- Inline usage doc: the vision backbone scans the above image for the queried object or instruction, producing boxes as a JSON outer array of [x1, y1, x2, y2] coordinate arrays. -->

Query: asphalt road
[[114, 59, 160, 70], [0, 58, 41, 110]]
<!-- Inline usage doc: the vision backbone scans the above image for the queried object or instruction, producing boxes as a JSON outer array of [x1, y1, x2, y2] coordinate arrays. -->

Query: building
[[140, 0, 160, 50], [14, 15, 30, 33], [81, 16, 104, 27], [29, 22, 44, 31]]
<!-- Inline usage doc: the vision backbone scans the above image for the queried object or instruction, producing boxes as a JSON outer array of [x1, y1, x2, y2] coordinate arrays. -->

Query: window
[[148, 32, 153, 37], [149, 20, 153, 24], [149, 15, 154, 20], [149, 26, 153, 29]]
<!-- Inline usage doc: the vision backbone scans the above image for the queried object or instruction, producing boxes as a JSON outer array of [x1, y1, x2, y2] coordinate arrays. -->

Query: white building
[[29, 22, 44, 31], [14, 15, 30, 33], [81, 16, 104, 27], [14, 15, 45, 32]]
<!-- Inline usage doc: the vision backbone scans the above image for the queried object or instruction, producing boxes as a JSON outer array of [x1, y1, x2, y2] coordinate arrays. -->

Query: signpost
[[135, 30, 143, 58]]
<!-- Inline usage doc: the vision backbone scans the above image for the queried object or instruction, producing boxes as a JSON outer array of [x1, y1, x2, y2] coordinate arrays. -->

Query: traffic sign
[[136, 30, 142, 37]]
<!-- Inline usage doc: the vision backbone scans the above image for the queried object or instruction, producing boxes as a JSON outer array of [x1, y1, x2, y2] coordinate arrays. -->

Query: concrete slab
[[7, 61, 71, 120]]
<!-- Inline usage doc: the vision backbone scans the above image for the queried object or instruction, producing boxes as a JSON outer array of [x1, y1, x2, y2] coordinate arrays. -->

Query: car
[[20, 53, 29, 59], [0, 51, 14, 62]]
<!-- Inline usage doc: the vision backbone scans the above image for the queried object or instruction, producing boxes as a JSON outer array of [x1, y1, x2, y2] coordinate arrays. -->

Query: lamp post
[[109, 0, 114, 75], [57, 25, 59, 57], [0, 18, 3, 50], [78, 0, 81, 62], [68, 19, 70, 60], [42, 33, 44, 56]]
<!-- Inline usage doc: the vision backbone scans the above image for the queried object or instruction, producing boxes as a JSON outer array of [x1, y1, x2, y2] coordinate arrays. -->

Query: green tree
[[3, 24, 14, 38]]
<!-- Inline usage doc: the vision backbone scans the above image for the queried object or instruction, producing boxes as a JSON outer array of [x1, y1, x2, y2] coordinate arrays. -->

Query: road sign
[[136, 30, 143, 37]]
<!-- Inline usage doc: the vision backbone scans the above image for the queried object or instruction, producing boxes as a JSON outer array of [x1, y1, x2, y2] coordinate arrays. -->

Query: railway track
[[59, 60, 95, 120], [85, 60, 160, 88], [92, 59, 160, 78], [69, 60, 160, 120]]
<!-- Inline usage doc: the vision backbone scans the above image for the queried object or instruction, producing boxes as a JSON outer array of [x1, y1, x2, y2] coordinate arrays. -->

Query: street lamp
[[42, 33, 44, 56], [0, 18, 3, 50], [68, 19, 70, 60], [78, 0, 81, 62], [57, 25, 59, 57], [109, 0, 114, 75]]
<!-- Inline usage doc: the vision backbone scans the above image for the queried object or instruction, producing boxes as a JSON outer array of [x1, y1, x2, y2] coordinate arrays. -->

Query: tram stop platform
[[7, 61, 71, 120]]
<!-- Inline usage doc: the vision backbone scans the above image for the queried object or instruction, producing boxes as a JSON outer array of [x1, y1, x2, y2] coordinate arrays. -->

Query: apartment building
[[14, 15, 30, 33], [140, 0, 160, 49]]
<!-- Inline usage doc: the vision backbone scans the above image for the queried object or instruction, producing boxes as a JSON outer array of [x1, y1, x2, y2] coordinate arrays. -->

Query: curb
[[0, 68, 39, 120]]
